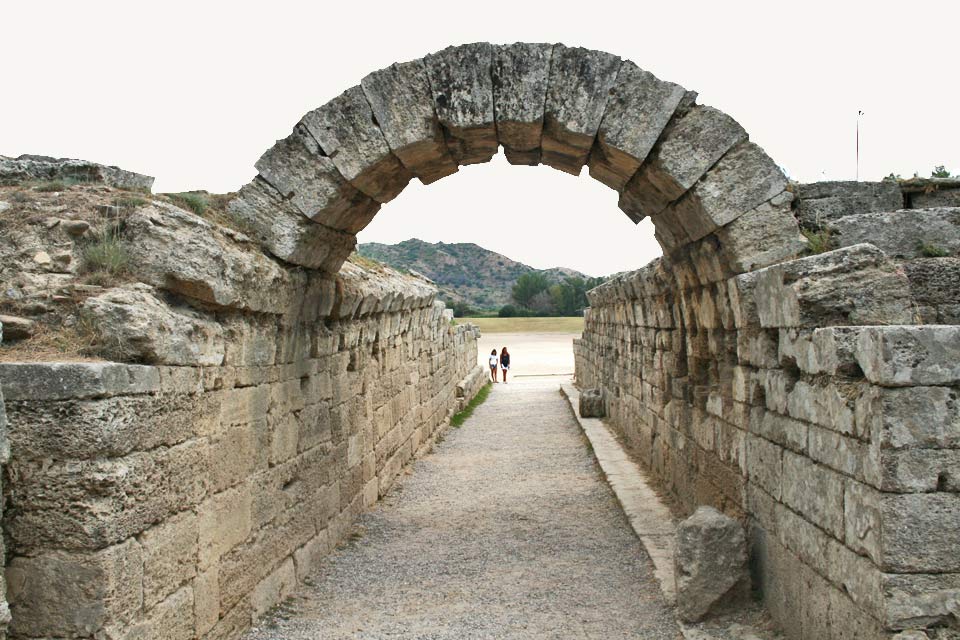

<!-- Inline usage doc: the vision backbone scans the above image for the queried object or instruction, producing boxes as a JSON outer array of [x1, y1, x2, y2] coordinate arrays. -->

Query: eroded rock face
[[674, 507, 748, 622], [81, 284, 225, 366], [0, 155, 154, 191]]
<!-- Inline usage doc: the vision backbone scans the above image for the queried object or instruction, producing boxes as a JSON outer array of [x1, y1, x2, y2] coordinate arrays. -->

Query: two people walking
[[489, 347, 510, 383]]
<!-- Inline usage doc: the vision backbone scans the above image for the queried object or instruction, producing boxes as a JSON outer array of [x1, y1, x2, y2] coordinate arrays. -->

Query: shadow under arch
[[226, 42, 807, 282]]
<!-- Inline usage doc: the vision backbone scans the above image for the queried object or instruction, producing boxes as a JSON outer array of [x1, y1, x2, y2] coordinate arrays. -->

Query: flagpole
[[856, 110, 863, 181]]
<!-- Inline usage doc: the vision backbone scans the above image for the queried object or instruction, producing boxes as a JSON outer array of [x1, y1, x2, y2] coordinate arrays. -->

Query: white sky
[[4, 0, 958, 276]]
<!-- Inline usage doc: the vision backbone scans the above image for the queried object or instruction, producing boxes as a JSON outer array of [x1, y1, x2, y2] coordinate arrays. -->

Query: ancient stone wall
[[1, 298, 482, 640], [576, 182, 960, 638]]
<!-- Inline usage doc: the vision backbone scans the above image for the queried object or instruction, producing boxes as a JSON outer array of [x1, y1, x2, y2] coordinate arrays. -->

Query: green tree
[[511, 272, 550, 308], [932, 165, 952, 178]]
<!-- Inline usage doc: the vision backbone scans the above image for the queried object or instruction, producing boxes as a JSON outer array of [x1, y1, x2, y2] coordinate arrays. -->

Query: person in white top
[[488, 349, 499, 383]]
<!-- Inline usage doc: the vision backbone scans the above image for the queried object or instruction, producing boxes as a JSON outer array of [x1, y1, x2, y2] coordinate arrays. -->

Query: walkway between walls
[[243, 377, 679, 640]]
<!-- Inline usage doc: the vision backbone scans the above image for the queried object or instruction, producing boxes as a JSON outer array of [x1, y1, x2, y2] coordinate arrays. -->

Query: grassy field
[[460, 316, 584, 333]]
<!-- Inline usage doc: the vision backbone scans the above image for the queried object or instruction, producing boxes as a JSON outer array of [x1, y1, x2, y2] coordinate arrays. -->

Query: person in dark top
[[500, 347, 511, 384]]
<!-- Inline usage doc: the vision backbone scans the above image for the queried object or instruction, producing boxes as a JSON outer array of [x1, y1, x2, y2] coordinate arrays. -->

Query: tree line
[[499, 273, 607, 317]]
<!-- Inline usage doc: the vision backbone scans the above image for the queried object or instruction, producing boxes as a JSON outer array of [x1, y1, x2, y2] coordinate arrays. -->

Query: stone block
[[714, 198, 807, 273], [905, 258, 960, 324], [795, 180, 904, 229], [194, 567, 220, 637], [881, 493, 960, 573], [856, 325, 960, 386], [117, 585, 194, 640], [139, 511, 199, 609], [198, 484, 253, 569], [6, 539, 143, 637], [541, 45, 622, 174], [587, 61, 686, 191], [226, 178, 357, 272], [845, 480, 883, 563], [6, 439, 208, 553], [829, 207, 960, 259], [579, 388, 605, 417], [293, 529, 331, 582], [250, 558, 296, 620], [300, 85, 412, 203], [255, 128, 379, 233], [883, 572, 960, 630], [746, 434, 783, 499], [860, 385, 960, 450], [755, 244, 913, 328], [424, 43, 497, 165], [620, 105, 747, 220], [674, 506, 748, 622], [781, 451, 845, 538], [361, 59, 459, 184], [0, 362, 160, 401], [778, 326, 862, 376]]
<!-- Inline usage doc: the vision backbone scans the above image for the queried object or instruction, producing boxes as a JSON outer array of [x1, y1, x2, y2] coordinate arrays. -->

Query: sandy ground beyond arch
[[243, 377, 679, 640], [476, 332, 579, 377]]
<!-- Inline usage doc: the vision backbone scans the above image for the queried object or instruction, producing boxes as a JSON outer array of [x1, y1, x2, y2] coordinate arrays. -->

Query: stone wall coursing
[[576, 214, 960, 637], [1, 299, 481, 640]]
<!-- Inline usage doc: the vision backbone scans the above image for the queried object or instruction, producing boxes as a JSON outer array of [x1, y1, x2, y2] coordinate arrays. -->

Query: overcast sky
[[4, 1, 958, 276]]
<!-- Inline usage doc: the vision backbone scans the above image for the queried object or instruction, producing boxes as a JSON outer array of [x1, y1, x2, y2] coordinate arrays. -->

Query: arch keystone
[[492, 43, 554, 165], [300, 86, 412, 204], [542, 45, 622, 175], [424, 43, 498, 165], [361, 60, 459, 184]]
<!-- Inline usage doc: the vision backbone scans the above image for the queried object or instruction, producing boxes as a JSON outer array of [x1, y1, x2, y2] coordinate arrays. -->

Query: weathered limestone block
[[81, 284, 225, 365], [139, 511, 199, 609], [755, 244, 914, 328], [6, 439, 208, 552], [0, 314, 33, 341], [300, 85, 412, 203], [669, 142, 789, 241], [0, 362, 159, 401], [881, 493, 960, 573], [674, 506, 748, 622], [250, 558, 296, 620], [541, 45, 622, 174], [361, 59, 459, 184], [905, 258, 960, 324], [226, 178, 357, 272], [856, 325, 960, 387], [829, 207, 960, 259], [492, 42, 553, 164], [781, 451, 845, 538], [579, 388, 605, 417], [6, 538, 143, 637], [424, 43, 498, 165], [198, 484, 253, 570], [883, 572, 960, 630], [587, 61, 687, 192], [858, 384, 960, 450], [795, 180, 904, 229], [620, 105, 747, 221], [912, 187, 960, 208], [112, 585, 194, 640], [714, 199, 807, 273], [123, 203, 298, 313], [778, 327, 862, 376], [255, 127, 380, 232]]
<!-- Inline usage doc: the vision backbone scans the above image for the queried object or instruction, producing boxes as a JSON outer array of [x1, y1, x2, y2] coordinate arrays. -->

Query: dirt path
[[244, 377, 679, 640]]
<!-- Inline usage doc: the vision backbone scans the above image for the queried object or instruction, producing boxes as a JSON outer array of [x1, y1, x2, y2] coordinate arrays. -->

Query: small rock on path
[[244, 377, 680, 639]]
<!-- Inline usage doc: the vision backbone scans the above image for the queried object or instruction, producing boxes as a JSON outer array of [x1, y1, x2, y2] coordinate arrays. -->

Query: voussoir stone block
[[227, 178, 357, 272], [669, 141, 789, 241], [492, 42, 553, 165], [620, 105, 747, 221], [674, 506, 748, 622], [255, 127, 380, 232], [424, 43, 498, 165], [714, 198, 807, 273], [361, 59, 459, 184], [588, 61, 687, 192], [541, 45, 622, 175], [755, 244, 914, 328], [300, 85, 412, 203]]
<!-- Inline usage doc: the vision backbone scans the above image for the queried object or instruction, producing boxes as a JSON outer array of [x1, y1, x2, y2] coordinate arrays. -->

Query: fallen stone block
[[579, 388, 605, 417], [674, 506, 748, 622], [0, 314, 34, 341]]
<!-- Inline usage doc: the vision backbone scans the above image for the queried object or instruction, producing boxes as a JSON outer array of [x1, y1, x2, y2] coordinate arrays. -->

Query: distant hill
[[357, 239, 592, 310]]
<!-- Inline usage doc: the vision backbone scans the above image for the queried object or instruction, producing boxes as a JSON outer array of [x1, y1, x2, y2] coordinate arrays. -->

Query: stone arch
[[227, 42, 807, 279]]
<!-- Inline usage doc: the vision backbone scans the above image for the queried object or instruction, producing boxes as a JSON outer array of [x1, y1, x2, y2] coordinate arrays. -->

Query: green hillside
[[357, 239, 591, 311]]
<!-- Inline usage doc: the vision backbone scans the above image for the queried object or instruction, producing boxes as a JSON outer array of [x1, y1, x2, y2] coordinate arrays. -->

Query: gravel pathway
[[244, 377, 680, 639]]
